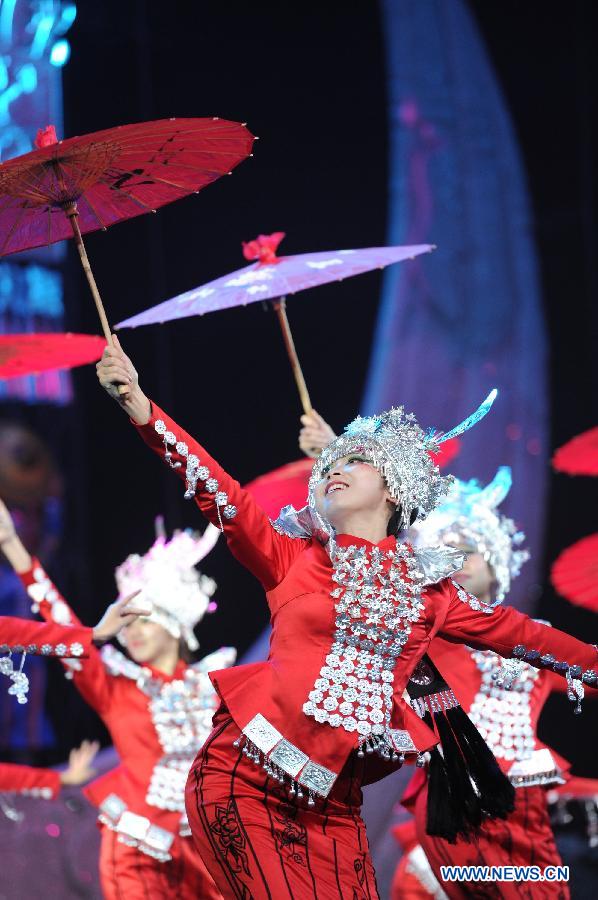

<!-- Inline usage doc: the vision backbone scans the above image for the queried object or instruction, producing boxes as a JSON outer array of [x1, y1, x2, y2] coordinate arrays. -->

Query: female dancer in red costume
[[392, 467, 581, 899], [96, 338, 598, 899], [0, 498, 230, 900]]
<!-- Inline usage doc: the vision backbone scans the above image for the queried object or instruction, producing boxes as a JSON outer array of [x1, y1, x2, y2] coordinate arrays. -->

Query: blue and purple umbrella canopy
[[116, 234, 435, 411], [117, 239, 434, 327]]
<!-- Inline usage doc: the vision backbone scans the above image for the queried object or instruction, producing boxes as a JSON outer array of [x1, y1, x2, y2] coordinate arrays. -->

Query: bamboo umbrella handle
[[65, 204, 113, 345], [65, 203, 128, 395], [271, 297, 312, 415]]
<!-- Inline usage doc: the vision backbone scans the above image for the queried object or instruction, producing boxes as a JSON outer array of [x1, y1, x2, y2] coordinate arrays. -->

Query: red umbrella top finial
[[34, 125, 59, 149], [242, 231, 286, 265]]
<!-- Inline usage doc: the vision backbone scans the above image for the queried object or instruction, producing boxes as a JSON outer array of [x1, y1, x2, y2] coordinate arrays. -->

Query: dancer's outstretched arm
[[1, 499, 148, 710], [0, 740, 99, 797], [96, 336, 306, 591], [439, 579, 597, 705], [0, 761, 61, 799], [0, 615, 93, 658]]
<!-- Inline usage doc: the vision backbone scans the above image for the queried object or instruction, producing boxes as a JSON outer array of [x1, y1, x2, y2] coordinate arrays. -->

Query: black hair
[[386, 504, 418, 537]]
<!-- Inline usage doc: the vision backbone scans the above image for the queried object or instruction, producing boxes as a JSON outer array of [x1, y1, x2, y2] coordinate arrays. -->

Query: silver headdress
[[115, 520, 219, 651], [307, 390, 498, 533], [411, 466, 529, 603]]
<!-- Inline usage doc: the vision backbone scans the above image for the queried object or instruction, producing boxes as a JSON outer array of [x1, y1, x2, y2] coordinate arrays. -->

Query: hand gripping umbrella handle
[[272, 297, 312, 415]]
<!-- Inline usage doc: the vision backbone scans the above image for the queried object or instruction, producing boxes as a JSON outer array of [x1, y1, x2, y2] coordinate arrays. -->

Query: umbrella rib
[[108, 123, 247, 142], [107, 171, 189, 191], [0, 169, 50, 203], [0, 203, 30, 255], [95, 179, 158, 211], [135, 173, 192, 190], [79, 192, 109, 229], [115, 147, 246, 158], [112, 127, 242, 141], [1, 159, 86, 206], [67, 123, 243, 149], [117, 158, 243, 174]]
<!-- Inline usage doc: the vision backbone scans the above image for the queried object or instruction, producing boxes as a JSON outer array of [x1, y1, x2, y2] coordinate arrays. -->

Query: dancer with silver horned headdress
[[391, 467, 591, 899], [0, 497, 232, 900], [97, 336, 597, 900]]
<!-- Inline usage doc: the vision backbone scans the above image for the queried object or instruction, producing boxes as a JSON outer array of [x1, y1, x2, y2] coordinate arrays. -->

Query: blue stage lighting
[[49, 38, 70, 67]]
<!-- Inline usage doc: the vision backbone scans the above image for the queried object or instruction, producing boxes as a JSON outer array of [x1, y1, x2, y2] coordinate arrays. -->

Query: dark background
[[4, 2, 596, 769]]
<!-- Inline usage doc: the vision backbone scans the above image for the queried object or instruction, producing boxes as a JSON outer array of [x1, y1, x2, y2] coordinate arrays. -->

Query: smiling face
[[121, 616, 180, 666], [313, 453, 395, 535]]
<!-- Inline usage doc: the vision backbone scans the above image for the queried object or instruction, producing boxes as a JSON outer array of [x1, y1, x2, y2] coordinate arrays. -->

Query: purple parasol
[[116, 233, 435, 411]]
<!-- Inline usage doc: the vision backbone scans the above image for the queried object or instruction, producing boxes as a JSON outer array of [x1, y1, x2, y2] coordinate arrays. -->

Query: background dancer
[[0, 498, 232, 900], [395, 468, 586, 898], [300, 415, 589, 896], [95, 339, 597, 899]]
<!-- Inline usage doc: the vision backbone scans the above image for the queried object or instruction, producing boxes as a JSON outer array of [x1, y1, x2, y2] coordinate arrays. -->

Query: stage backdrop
[[360, 1, 550, 893], [364, 0, 548, 615]]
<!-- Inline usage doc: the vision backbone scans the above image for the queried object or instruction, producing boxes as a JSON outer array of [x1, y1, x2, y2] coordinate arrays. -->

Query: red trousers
[[414, 781, 569, 900], [98, 824, 221, 900], [185, 706, 379, 899]]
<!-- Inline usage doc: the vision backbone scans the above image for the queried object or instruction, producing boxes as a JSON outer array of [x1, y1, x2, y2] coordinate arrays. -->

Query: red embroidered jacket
[[133, 403, 598, 798], [0, 616, 93, 657], [19, 561, 235, 863], [0, 762, 60, 799]]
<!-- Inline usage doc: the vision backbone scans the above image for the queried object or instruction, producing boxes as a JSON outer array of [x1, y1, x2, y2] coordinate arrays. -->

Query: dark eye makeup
[[321, 455, 371, 479]]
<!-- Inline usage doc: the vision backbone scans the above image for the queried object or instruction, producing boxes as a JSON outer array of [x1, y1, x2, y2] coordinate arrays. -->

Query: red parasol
[[245, 443, 460, 520], [117, 232, 434, 413], [429, 436, 461, 468], [0, 333, 106, 379], [0, 119, 254, 344], [550, 534, 598, 611], [552, 427, 598, 477], [245, 459, 313, 519]]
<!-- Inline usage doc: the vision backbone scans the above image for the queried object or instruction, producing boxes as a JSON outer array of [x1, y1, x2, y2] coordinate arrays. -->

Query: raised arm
[[299, 410, 337, 459], [96, 336, 305, 590], [439, 579, 598, 710], [0, 616, 93, 658], [1, 499, 147, 713]]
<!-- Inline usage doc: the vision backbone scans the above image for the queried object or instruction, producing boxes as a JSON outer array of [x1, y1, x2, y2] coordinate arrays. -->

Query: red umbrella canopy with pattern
[[552, 427, 598, 477], [0, 119, 254, 343], [0, 119, 254, 254], [550, 534, 598, 611]]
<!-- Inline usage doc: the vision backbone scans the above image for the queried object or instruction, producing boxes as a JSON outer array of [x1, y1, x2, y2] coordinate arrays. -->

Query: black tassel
[[407, 655, 514, 840], [422, 709, 473, 842], [433, 709, 481, 835], [426, 746, 459, 843], [446, 705, 515, 819]]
